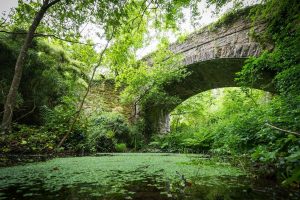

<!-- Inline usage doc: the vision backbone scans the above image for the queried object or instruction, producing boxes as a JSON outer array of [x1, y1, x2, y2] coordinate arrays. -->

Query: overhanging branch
[[265, 123, 300, 136], [0, 30, 96, 46]]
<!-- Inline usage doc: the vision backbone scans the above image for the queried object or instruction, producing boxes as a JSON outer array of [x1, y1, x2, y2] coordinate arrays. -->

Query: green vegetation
[[151, 88, 299, 185], [0, 0, 299, 198]]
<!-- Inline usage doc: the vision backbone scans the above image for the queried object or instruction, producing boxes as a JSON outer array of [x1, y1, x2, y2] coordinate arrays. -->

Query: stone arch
[[144, 58, 275, 135]]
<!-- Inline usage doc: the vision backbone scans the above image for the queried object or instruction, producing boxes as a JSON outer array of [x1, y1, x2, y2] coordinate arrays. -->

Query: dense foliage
[[0, 33, 94, 121], [149, 88, 299, 184], [0, 32, 98, 153]]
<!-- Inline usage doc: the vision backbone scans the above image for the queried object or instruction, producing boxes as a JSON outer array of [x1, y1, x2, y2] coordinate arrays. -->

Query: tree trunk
[[57, 32, 115, 148], [1, 0, 60, 134]]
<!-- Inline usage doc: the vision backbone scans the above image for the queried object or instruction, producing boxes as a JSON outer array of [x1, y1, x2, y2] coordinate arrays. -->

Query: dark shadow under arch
[[144, 58, 275, 136]]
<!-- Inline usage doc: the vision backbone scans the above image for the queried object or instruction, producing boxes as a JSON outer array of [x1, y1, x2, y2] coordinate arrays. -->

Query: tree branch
[[0, 30, 96, 46], [14, 102, 36, 122], [265, 123, 300, 136], [171, 111, 197, 116], [45, 0, 62, 9]]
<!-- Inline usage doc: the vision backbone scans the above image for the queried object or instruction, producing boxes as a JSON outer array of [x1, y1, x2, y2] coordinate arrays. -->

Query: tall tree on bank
[[1, 0, 61, 134]]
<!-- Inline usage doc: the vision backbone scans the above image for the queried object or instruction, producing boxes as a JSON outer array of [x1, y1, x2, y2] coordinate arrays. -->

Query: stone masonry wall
[[169, 18, 265, 66]]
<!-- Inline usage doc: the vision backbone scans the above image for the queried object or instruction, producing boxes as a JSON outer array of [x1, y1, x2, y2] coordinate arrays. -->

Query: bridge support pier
[[158, 110, 170, 134], [144, 107, 171, 136]]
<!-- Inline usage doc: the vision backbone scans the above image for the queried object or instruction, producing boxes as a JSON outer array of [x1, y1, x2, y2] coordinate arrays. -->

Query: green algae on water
[[2, 153, 291, 200]]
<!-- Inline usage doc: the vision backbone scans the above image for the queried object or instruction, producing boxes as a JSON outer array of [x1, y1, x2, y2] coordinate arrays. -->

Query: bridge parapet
[[169, 18, 265, 66]]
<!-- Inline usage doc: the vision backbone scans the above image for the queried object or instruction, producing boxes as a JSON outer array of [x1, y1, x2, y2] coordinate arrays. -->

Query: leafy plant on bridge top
[[116, 37, 187, 108]]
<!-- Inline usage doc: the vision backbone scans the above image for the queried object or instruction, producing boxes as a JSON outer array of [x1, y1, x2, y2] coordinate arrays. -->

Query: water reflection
[[0, 173, 298, 199]]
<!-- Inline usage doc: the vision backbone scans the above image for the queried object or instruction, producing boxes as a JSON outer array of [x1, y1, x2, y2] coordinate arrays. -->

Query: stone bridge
[[143, 10, 275, 135]]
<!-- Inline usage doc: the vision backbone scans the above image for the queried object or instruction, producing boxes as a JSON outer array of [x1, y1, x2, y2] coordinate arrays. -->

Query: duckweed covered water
[[0, 153, 298, 199]]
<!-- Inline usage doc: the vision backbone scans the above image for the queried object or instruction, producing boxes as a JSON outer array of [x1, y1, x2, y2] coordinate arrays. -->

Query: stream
[[0, 153, 299, 199]]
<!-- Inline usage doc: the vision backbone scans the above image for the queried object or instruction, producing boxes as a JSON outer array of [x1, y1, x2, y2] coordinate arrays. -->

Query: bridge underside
[[166, 58, 274, 101], [144, 58, 275, 135]]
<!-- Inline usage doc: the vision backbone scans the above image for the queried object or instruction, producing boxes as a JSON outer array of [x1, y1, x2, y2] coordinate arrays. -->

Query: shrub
[[115, 143, 127, 152], [87, 112, 133, 152]]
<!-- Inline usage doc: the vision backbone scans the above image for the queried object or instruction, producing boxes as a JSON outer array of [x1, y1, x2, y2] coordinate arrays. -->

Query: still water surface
[[0, 153, 298, 199]]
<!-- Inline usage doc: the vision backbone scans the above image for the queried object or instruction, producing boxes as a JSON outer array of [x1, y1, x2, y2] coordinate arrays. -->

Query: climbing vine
[[237, 0, 300, 96]]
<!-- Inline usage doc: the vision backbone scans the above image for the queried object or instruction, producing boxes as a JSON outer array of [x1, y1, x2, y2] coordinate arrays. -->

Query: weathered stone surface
[[169, 18, 265, 66], [84, 80, 133, 120]]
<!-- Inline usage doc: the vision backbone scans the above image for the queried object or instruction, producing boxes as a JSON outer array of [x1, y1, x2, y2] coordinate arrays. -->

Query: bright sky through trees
[[0, 0, 260, 58]]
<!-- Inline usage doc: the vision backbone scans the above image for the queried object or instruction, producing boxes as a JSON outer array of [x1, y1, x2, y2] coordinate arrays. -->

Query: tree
[[1, 0, 61, 134]]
